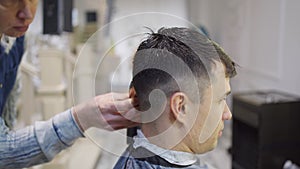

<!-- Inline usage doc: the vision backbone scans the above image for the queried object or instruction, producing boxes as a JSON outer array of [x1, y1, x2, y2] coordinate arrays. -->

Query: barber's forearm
[[0, 119, 48, 169], [0, 109, 83, 169], [35, 109, 84, 160]]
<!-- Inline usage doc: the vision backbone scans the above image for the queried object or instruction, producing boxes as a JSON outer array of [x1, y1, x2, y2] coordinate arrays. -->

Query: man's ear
[[129, 87, 139, 108], [170, 92, 188, 124]]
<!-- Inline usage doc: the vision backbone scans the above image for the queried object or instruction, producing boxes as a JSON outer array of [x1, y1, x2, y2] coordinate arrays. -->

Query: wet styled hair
[[131, 27, 236, 110]]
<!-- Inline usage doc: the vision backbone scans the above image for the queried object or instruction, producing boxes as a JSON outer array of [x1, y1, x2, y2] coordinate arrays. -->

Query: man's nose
[[17, 0, 34, 20], [222, 103, 232, 120]]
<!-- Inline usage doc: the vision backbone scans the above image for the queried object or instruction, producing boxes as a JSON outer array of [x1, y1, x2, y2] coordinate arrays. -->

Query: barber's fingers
[[121, 107, 141, 123], [103, 108, 140, 130], [112, 98, 134, 113], [111, 92, 129, 100], [97, 98, 134, 115], [94, 93, 131, 113], [106, 107, 140, 123]]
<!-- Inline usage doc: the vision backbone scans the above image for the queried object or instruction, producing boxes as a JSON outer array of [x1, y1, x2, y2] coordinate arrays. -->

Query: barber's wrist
[[71, 98, 100, 131], [71, 107, 85, 133], [51, 109, 85, 145]]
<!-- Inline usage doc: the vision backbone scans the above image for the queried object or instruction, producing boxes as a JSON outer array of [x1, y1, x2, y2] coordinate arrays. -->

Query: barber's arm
[[0, 92, 139, 169], [0, 109, 81, 168], [72, 92, 139, 131]]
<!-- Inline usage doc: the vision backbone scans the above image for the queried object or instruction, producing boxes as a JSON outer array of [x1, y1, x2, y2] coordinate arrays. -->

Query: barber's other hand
[[72, 93, 140, 132]]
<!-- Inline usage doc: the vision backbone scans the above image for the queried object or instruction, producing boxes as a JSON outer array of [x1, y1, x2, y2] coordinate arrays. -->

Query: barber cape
[[113, 129, 216, 169]]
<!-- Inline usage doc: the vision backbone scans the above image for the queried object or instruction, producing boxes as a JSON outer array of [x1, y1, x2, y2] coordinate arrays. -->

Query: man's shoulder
[[114, 145, 213, 169]]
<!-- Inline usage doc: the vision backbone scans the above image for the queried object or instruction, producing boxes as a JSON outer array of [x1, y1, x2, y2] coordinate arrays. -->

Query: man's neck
[[141, 123, 193, 153]]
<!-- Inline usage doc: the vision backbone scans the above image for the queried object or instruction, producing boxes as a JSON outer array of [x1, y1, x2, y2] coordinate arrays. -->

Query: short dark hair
[[131, 27, 236, 110]]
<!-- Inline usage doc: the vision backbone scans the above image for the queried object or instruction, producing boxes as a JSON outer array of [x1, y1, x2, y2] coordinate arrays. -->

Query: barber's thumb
[[72, 98, 105, 131]]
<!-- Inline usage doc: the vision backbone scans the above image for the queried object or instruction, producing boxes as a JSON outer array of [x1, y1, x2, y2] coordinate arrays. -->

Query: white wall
[[98, 0, 190, 92], [188, 0, 300, 96], [110, 0, 190, 62]]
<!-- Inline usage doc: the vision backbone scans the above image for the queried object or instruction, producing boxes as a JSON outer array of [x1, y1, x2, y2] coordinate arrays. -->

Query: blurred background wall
[[188, 0, 300, 96]]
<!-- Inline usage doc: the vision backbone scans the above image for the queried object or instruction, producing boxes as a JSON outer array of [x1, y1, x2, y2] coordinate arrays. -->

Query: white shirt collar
[[1, 35, 16, 54], [132, 129, 198, 166]]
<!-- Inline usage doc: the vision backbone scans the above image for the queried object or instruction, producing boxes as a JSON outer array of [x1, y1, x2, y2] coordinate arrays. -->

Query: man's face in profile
[[183, 61, 232, 154]]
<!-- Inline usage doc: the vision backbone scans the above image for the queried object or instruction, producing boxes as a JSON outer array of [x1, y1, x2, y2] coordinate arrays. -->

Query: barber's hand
[[72, 93, 140, 132]]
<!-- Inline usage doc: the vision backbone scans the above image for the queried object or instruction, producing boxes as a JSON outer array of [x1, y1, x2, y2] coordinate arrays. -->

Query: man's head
[[0, 0, 38, 38], [130, 27, 236, 154]]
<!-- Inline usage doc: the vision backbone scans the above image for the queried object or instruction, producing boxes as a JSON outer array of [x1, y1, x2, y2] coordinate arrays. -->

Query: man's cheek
[[198, 103, 223, 143]]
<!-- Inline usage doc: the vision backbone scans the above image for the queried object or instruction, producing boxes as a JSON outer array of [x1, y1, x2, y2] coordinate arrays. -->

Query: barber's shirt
[[114, 129, 216, 169], [0, 36, 83, 169], [0, 36, 24, 116]]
